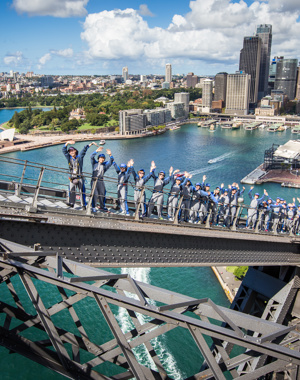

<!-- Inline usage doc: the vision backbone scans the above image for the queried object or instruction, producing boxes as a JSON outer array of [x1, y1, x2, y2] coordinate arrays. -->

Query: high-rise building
[[119, 109, 147, 135], [186, 72, 198, 88], [256, 24, 272, 100], [202, 79, 213, 111], [122, 66, 129, 82], [274, 58, 298, 100], [269, 56, 284, 91], [214, 72, 228, 106], [165, 63, 172, 83], [225, 73, 251, 115], [174, 92, 190, 117], [296, 66, 300, 100], [239, 36, 261, 104]]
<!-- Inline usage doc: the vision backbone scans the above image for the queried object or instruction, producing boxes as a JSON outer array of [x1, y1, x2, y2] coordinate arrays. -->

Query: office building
[[214, 72, 228, 106], [225, 73, 251, 115], [186, 72, 198, 88], [275, 58, 298, 100], [165, 63, 172, 83], [174, 92, 190, 117], [256, 24, 272, 100], [144, 108, 172, 126], [119, 109, 147, 135], [122, 66, 129, 82], [166, 102, 185, 119], [239, 36, 261, 103], [202, 79, 213, 112], [296, 66, 300, 100], [41, 76, 54, 87]]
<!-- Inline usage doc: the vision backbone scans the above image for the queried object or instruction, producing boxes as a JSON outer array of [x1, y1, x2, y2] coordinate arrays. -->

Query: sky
[[1, 0, 300, 76]]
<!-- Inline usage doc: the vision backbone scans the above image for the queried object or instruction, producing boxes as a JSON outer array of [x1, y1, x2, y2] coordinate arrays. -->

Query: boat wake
[[116, 267, 183, 380], [207, 152, 234, 164], [189, 163, 223, 176]]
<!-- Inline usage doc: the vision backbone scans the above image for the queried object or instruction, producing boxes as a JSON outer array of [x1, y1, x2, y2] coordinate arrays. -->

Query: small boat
[[208, 159, 215, 164], [209, 125, 215, 132], [99, 140, 106, 145], [291, 125, 300, 134]]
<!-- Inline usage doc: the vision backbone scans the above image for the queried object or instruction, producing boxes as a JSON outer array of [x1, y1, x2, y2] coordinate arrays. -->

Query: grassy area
[[226, 266, 238, 273]]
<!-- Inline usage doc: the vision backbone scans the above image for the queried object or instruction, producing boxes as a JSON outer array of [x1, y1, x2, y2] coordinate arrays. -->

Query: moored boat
[[99, 140, 106, 145]]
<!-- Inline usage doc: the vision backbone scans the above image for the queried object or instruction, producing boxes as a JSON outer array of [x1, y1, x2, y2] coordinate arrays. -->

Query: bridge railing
[[0, 156, 298, 236]]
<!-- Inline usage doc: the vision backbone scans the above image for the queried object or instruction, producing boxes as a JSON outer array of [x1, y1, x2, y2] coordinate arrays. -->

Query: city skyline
[[1, 0, 300, 76]]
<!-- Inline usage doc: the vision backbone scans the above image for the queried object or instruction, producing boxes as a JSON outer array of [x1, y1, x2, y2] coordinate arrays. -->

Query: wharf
[[241, 163, 300, 188], [212, 266, 241, 303]]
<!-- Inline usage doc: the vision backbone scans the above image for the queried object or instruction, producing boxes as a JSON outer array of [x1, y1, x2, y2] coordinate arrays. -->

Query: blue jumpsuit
[[90, 151, 114, 209], [113, 163, 133, 214], [62, 144, 90, 207], [132, 168, 154, 216], [148, 171, 171, 218]]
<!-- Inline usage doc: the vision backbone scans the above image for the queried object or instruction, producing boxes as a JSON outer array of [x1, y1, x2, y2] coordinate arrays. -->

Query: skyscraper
[[296, 66, 300, 100], [174, 92, 190, 117], [275, 58, 298, 100], [122, 66, 129, 82], [186, 72, 198, 88], [202, 79, 213, 111], [214, 72, 228, 106], [225, 73, 251, 115], [256, 24, 272, 100], [239, 36, 261, 104], [165, 63, 172, 83]]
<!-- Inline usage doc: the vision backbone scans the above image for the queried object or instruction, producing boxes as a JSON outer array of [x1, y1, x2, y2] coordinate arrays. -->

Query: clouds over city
[[3, 51, 24, 66], [37, 49, 74, 69], [80, 0, 300, 71], [12, 0, 89, 17]]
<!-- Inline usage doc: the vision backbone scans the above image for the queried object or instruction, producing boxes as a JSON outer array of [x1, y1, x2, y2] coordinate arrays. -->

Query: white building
[[225, 73, 251, 115], [202, 79, 213, 112], [119, 109, 147, 135], [165, 63, 172, 83], [174, 92, 190, 117]]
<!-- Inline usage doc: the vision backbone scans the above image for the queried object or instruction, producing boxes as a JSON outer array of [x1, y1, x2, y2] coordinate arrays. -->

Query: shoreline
[[211, 266, 241, 303]]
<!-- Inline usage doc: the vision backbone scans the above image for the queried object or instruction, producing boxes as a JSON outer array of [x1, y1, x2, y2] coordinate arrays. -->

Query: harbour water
[[0, 120, 299, 379]]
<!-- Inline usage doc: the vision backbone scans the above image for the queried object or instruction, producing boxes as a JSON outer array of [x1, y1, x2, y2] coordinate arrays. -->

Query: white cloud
[[3, 51, 24, 66], [138, 4, 154, 17], [39, 53, 52, 65], [12, 0, 89, 17], [80, 0, 300, 73], [50, 48, 74, 57]]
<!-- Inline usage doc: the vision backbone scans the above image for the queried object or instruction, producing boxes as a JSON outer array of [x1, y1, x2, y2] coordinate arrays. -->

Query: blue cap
[[195, 183, 201, 187], [159, 170, 165, 175], [206, 183, 210, 187], [232, 186, 237, 190], [224, 188, 228, 192], [280, 198, 284, 201], [138, 168, 145, 173], [98, 153, 105, 159], [120, 163, 127, 169], [68, 146, 78, 153], [255, 193, 259, 196]]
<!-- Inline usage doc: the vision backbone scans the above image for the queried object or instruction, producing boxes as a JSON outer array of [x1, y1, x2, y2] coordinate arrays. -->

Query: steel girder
[[0, 212, 300, 267], [0, 240, 300, 380]]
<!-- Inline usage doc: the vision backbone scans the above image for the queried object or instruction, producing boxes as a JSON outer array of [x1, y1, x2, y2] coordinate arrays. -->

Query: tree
[[13, 111, 20, 129]]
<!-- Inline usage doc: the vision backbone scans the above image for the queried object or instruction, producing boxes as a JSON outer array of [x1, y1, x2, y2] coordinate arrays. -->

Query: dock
[[240, 164, 266, 184]]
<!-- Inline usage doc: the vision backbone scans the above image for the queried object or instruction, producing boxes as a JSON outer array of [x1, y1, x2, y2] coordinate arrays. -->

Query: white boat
[[99, 140, 106, 145]]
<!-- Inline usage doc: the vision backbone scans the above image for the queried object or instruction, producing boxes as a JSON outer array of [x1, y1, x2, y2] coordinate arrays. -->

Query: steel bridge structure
[[0, 157, 300, 379]]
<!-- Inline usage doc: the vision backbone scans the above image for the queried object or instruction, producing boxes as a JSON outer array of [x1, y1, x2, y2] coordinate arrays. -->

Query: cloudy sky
[[2, 0, 300, 76]]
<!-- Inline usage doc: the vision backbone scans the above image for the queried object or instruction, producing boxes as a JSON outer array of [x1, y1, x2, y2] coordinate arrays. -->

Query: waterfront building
[[174, 92, 190, 117], [296, 66, 300, 101], [214, 72, 228, 106], [144, 108, 171, 126], [119, 109, 147, 135], [166, 102, 186, 119], [122, 66, 129, 82], [186, 72, 198, 88], [239, 36, 261, 104], [256, 24, 272, 100], [269, 56, 283, 89], [165, 63, 172, 83], [202, 79, 213, 112], [225, 73, 251, 115], [274, 59, 298, 100]]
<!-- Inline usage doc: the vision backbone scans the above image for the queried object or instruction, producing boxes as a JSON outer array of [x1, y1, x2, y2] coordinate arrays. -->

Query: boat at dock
[[267, 123, 283, 132], [244, 122, 261, 130], [99, 140, 106, 145], [291, 125, 300, 134]]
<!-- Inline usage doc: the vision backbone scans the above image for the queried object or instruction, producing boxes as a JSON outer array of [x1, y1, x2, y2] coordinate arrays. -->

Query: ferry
[[232, 122, 242, 130], [244, 122, 261, 130], [291, 125, 300, 134], [267, 123, 283, 132], [99, 140, 106, 145]]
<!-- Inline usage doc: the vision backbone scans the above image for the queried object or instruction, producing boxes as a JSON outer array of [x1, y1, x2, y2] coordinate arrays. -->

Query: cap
[[175, 176, 182, 181], [224, 188, 228, 192], [98, 153, 105, 159], [255, 193, 259, 196], [232, 186, 237, 190], [159, 170, 165, 175], [195, 183, 201, 187], [68, 146, 77, 152], [120, 163, 127, 169], [206, 183, 210, 187], [138, 168, 145, 173]]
